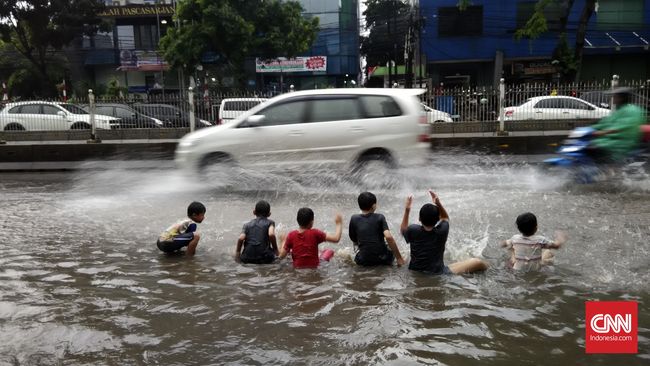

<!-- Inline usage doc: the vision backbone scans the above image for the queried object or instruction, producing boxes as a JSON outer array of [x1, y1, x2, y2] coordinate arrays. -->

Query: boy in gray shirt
[[236, 200, 278, 264]]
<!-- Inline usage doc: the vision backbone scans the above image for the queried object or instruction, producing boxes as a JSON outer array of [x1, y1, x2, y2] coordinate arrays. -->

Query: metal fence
[[421, 77, 650, 123], [1, 76, 648, 142]]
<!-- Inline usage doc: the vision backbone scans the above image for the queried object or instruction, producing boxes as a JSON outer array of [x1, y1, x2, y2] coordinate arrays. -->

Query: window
[[564, 99, 593, 110], [135, 24, 157, 50], [8, 106, 21, 114], [224, 101, 263, 111], [20, 105, 41, 114], [95, 106, 114, 116], [438, 6, 483, 37], [361, 96, 402, 118], [257, 100, 307, 126], [42, 105, 62, 115], [516, 1, 564, 31], [534, 99, 562, 109], [59, 104, 87, 114], [308, 98, 361, 122], [597, 0, 644, 30], [115, 107, 135, 118]]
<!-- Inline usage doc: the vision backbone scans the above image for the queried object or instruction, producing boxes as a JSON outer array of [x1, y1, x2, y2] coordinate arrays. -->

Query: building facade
[[419, 0, 650, 87], [76, 0, 359, 95]]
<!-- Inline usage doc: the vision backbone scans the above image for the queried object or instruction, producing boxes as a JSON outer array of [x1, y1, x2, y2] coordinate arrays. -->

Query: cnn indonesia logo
[[585, 301, 637, 354]]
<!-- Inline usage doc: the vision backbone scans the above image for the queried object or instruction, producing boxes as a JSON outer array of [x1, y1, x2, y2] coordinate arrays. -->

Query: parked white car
[[504, 96, 610, 121], [421, 103, 453, 123], [0, 101, 118, 131], [176, 88, 428, 174], [218, 98, 268, 124]]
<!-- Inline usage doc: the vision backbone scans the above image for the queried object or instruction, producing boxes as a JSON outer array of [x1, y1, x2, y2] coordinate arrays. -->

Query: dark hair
[[419, 203, 439, 227], [516, 212, 537, 236], [187, 201, 206, 217], [296, 207, 314, 227], [254, 200, 271, 217], [357, 191, 377, 211]]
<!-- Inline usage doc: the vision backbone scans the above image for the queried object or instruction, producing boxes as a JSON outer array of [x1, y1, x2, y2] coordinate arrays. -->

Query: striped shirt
[[504, 234, 552, 271]]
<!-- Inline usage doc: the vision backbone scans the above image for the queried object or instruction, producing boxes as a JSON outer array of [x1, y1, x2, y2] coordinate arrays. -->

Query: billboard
[[255, 56, 327, 73]]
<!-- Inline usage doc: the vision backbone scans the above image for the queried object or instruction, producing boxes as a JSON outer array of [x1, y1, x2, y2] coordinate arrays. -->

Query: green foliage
[[103, 78, 128, 98], [514, 0, 553, 41], [160, 0, 319, 80], [0, 0, 107, 97], [553, 33, 578, 81], [360, 0, 411, 67]]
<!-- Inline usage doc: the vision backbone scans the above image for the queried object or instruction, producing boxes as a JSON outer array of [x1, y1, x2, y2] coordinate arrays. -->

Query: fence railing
[[1, 76, 648, 142]]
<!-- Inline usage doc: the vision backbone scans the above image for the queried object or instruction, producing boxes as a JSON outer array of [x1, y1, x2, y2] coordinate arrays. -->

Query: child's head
[[254, 200, 271, 217], [187, 201, 206, 223], [419, 203, 440, 227], [296, 207, 314, 229], [358, 191, 377, 211], [516, 212, 537, 236]]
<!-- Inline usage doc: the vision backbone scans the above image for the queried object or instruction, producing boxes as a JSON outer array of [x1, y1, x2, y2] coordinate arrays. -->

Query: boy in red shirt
[[279, 208, 342, 268]]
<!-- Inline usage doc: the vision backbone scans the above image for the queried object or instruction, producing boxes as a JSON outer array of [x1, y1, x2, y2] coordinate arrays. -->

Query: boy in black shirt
[[236, 200, 278, 264], [400, 190, 488, 274], [349, 192, 405, 266]]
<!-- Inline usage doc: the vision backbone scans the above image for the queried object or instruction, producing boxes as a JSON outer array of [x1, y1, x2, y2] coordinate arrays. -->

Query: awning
[[369, 65, 426, 78], [584, 30, 650, 50]]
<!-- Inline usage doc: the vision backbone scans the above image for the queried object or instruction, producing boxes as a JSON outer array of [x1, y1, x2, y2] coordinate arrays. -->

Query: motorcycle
[[544, 125, 650, 183]]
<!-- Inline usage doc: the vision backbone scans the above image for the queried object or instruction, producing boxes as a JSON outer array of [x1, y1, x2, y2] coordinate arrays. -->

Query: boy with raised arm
[[349, 192, 405, 266], [279, 208, 342, 269], [401, 191, 488, 274]]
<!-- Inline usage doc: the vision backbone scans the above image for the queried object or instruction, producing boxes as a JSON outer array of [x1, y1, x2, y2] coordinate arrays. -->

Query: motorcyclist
[[587, 87, 646, 163]]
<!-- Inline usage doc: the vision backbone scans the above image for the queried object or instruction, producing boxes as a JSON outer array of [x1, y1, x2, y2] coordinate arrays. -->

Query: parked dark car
[[84, 103, 163, 128], [132, 103, 212, 128]]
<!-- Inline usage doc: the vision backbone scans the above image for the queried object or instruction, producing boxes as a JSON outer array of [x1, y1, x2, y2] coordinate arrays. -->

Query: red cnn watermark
[[585, 301, 637, 354]]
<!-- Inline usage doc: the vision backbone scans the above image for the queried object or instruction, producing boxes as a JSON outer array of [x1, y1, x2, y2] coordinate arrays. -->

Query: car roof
[[221, 98, 268, 102], [527, 95, 587, 101], [2, 101, 67, 107], [94, 103, 132, 107]]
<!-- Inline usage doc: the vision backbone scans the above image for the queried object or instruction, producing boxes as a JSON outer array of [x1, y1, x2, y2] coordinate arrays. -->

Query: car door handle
[[349, 127, 365, 132], [562, 111, 570, 114], [289, 130, 304, 136], [535, 111, 543, 114]]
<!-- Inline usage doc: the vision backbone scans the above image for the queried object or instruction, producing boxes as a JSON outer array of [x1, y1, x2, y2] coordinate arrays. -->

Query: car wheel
[[352, 153, 401, 189], [4, 123, 25, 131], [70, 123, 91, 130]]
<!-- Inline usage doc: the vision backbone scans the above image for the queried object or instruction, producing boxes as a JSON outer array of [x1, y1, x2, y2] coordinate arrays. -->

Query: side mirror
[[600, 102, 610, 109], [246, 115, 266, 127]]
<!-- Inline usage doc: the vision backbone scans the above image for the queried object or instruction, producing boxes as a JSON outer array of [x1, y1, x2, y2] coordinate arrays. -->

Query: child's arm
[[325, 214, 343, 243], [235, 234, 246, 262], [547, 231, 567, 249], [349, 219, 357, 246], [429, 190, 449, 221], [400, 195, 413, 234], [278, 232, 288, 259], [269, 224, 278, 255], [384, 230, 405, 266]]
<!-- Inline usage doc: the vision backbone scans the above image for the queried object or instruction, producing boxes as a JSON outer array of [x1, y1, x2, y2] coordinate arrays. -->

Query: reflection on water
[[0, 157, 648, 365]]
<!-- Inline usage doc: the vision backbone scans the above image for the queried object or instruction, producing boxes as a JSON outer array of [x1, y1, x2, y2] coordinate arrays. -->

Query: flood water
[[0, 156, 649, 365]]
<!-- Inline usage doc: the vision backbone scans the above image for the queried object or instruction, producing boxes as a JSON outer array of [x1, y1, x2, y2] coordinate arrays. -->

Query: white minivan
[[218, 98, 268, 124], [176, 88, 428, 175]]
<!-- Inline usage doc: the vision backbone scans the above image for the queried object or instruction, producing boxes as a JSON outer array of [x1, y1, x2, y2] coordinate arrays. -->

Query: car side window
[[8, 106, 21, 114], [42, 105, 61, 115], [19, 104, 41, 114], [256, 100, 307, 126], [308, 98, 362, 122], [115, 108, 134, 118], [95, 106, 114, 116], [360, 96, 402, 118], [564, 99, 593, 110], [534, 99, 561, 109]]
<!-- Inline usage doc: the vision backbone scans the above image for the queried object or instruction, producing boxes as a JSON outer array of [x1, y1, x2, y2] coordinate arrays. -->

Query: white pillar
[[188, 87, 195, 133], [498, 78, 505, 133]]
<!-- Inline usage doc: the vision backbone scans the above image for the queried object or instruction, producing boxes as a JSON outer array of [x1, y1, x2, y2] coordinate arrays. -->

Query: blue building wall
[[421, 0, 650, 62]]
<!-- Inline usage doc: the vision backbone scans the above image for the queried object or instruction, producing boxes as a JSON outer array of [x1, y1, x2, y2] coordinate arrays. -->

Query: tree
[[0, 0, 107, 97], [159, 0, 319, 86], [360, 0, 411, 76], [515, 0, 597, 82]]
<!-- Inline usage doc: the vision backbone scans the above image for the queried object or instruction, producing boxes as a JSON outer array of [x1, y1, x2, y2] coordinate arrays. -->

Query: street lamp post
[[156, 0, 165, 99]]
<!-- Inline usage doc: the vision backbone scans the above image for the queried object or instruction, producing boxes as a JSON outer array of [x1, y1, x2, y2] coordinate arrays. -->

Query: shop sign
[[256, 56, 327, 73], [98, 5, 175, 17]]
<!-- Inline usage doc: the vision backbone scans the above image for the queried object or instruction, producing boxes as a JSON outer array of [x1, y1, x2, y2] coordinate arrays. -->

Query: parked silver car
[[0, 101, 118, 131]]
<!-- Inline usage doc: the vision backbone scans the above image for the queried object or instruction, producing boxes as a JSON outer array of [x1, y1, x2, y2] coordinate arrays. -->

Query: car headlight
[[178, 139, 196, 148], [151, 117, 164, 126], [199, 119, 212, 126]]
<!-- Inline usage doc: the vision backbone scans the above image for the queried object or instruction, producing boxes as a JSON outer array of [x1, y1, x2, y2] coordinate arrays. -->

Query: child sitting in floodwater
[[279, 208, 342, 269], [501, 212, 567, 271], [236, 200, 278, 264], [157, 201, 205, 256], [400, 190, 488, 274]]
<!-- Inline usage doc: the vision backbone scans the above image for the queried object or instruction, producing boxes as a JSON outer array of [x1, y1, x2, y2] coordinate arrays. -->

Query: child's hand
[[554, 230, 568, 246], [405, 195, 413, 210], [334, 213, 343, 224], [428, 190, 439, 203], [396, 257, 406, 267], [278, 231, 287, 243]]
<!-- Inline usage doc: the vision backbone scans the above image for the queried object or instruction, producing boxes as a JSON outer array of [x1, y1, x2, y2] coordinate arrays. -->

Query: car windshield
[[59, 104, 88, 114]]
